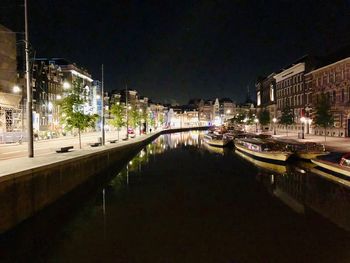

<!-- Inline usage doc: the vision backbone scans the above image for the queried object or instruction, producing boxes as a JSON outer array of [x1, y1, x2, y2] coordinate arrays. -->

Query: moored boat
[[234, 138, 292, 162], [235, 149, 287, 174], [203, 133, 230, 147], [311, 153, 350, 177], [273, 138, 329, 160]]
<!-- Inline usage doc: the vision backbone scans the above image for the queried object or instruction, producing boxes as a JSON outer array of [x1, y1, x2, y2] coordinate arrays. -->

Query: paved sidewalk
[[0, 131, 160, 179], [269, 131, 350, 153]]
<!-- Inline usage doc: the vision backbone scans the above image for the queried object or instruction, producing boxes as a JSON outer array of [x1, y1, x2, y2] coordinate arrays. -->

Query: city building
[[92, 80, 103, 130], [31, 58, 94, 135], [305, 54, 350, 137], [219, 98, 235, 122], [256, 73, 276, 130], [31, 59, 64, 135], [198, 99, 214, 126], [274, 56, 319, 132], [0, 24, 23, 142], [168, 105, 199, 128]]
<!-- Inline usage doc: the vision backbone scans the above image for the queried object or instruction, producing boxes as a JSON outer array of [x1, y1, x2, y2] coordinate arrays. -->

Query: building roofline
[[305, 57, 350, 76]]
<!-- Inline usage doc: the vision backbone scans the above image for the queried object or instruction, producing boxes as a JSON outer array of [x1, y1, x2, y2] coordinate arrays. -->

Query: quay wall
[[0, 127, 208, 234]]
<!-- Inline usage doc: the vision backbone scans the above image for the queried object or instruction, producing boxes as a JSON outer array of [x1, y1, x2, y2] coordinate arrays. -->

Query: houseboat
[[311, 153, 350, 177], [272, 138, 329, 160], [203, 133, 231, 147], [234, 138, 292, 162]]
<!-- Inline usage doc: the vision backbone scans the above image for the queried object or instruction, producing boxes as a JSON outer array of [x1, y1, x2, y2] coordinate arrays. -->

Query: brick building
[[305, 56, 350, 137], [274, 56, 319, 132], [0, 24, 23, 142], [256, 73, 276, 130]]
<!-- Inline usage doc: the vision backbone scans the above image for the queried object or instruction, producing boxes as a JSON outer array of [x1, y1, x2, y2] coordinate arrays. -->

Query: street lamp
[[254, 118, 259, 133], [243, 118, 248, 132], [272, 117, 277, 135], [13, 85, 21, 93], [300, 117, 306, 139], [63, 81, 70, 90]]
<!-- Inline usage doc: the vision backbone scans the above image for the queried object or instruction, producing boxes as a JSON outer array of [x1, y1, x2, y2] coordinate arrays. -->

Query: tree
[[148, 111, 155, 131], [314, 93, 334, 144], [129, 106, 141, 130], [258, 109, 270, 126], [279, 105, 294, 136], [158, 113, 165, 127], [110, 102, 125, 140], [140, 108, 148, 133], [59, 79, 98, 149]]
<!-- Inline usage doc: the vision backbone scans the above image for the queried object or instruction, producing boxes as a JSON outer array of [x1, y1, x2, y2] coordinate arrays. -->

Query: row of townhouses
[[0, 24, 169, 142], [256, 49, 350, 137]]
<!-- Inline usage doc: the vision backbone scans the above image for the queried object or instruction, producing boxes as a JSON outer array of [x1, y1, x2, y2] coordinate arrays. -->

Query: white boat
[[203, 133, 230, 147], [311, 153, 350, 177], [235, 149, 287, 174], [234, 138, 292, 162], [273, 138, 329, 160]]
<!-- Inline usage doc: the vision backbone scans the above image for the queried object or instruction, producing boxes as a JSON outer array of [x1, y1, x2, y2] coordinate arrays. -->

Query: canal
[[2, 131, 350, 262]]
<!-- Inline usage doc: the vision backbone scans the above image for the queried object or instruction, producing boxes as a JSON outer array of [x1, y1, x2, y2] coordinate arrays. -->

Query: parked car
[[128, 128, 136, 138]]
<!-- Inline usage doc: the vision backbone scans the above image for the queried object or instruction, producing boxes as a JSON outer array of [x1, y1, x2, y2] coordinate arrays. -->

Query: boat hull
[[311, 158, 350, 177], [296, 151, 329, 160], [203, 136, 230, 147], [235, 150, 287, 174], [235, 144, 291, 162]]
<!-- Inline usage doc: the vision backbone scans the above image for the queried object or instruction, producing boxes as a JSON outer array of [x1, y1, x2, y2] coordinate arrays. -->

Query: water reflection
[[3, 131, 350, 262], [112, 131, 350, 233], [237, 147, 350, 232]]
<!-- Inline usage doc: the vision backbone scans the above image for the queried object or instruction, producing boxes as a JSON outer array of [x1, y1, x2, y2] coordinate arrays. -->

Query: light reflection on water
[[3, 131, 350, 263], [114, 131, 350, 233]]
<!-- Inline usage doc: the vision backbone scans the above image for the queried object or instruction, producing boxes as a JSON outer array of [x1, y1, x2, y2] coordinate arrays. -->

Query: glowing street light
[[13, 85, 21, 93], [254, 118, 259, 133], [63, 81, 70, 90], [272, 117, 277, 135]]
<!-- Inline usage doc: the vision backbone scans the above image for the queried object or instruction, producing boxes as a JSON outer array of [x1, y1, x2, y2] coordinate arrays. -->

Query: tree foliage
[[314, 93, 334, 143], [279, 105, 294, 126], [129, 106, 141, 129], [314, 93, 333, 129], [59, 79, 98, 148], [148, 111, 155, 129], [110, 102, 125, 139], [258, 109, 270, 126]]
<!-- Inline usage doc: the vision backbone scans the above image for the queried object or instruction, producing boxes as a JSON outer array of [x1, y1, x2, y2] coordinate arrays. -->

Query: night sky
[[1, 0, 350, 104]]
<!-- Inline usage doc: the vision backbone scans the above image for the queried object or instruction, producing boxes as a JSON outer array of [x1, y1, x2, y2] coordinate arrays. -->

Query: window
[[257, 91, 261, 106]]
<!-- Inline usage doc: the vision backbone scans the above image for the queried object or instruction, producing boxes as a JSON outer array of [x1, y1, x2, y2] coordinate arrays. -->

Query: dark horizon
[[1, 0, 350, 104]]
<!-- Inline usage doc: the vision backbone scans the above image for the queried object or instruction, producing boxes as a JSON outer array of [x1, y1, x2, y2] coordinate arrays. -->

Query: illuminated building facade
[[0, 24, 23, 142]]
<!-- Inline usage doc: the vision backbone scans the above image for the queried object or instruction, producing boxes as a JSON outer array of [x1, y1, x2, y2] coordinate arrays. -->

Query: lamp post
[[243, 118, 247, 132], [101, 64, 105, 145], [139, 108, 143, 135], [272, 117, 277, 135], [307, 119, 312, 134], [300, 117, 306, 139], [24, 0, 34, 157], [254, 118, 259, 133]]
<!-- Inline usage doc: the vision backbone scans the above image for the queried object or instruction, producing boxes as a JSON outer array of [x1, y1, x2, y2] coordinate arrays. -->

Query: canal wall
[[0, 127, 208, 234]]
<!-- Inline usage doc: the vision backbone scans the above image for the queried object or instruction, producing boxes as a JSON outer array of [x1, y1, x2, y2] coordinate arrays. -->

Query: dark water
[[2, 131, 350, 263]]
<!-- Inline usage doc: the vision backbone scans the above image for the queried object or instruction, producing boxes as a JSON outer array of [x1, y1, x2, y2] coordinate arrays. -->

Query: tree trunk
[[117, 128, 119, 140], [78, 128, 82, 149], [324, 127, 327, 146], [286, 124, 288, 137]]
